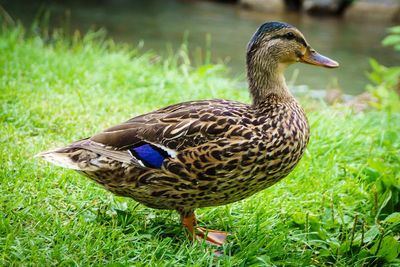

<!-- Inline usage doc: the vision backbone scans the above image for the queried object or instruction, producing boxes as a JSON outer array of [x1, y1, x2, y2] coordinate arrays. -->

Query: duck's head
[[247, 21, 339, 70], [247, 21, 338, 103]]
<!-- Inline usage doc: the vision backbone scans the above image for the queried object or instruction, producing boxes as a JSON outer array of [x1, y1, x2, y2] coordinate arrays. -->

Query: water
[[5, 0, 400, 94]]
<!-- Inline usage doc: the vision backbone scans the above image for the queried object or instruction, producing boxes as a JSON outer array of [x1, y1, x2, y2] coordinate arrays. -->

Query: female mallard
[[39, 21, 338, 246]]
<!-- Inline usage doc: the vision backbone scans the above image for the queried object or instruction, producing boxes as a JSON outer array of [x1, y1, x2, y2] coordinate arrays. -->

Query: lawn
[[1, 25, 399, 266]]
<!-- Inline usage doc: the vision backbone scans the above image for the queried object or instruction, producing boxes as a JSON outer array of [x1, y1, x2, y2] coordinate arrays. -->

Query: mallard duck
[[39, 21, 338, 246]]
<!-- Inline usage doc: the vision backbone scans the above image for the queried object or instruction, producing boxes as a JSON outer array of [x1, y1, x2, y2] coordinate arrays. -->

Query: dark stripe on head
[[271, 33, 307, 47], [248, 21, 292, 51]]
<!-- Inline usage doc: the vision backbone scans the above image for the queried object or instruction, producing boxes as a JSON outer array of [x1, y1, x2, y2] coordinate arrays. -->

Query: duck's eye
[[285, 32, 295, 40]]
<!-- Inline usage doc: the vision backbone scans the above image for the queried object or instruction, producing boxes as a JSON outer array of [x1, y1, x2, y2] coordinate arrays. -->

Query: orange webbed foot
[[181, 212, 229, 246], [196, 227, 229, 246]]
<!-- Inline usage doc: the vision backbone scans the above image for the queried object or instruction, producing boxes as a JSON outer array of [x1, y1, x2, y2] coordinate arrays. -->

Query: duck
[[38, 21, 338, 246]]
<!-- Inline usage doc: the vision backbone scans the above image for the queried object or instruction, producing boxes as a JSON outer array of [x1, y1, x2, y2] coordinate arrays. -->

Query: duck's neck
[[247, 56, 293, 106]]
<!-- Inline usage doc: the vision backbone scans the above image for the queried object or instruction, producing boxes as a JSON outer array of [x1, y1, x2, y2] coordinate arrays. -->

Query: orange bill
[[300, 48, 339, 68]]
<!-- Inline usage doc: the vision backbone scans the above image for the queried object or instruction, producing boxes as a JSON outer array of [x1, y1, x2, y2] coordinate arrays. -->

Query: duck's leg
[[180, 211, 229, 246], [180, 212, 197, 241]]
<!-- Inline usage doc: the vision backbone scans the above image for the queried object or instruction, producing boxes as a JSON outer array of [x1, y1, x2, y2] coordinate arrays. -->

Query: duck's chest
[[263, 108, 308, 167], [227, 103, 310, 191], [189, 106, 309, 208], [259, 103, 309, 155]]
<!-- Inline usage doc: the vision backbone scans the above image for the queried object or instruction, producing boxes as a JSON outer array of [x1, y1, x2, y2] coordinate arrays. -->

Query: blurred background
[[2, 0, 400, 95]]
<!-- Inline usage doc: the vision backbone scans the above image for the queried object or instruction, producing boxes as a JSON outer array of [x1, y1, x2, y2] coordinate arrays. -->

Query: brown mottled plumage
[[39, 21, 338, 245]]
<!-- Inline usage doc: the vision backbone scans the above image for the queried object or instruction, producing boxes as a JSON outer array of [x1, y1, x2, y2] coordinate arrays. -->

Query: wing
[[39, 99, 253, 172], [90, 99, 250, 152]]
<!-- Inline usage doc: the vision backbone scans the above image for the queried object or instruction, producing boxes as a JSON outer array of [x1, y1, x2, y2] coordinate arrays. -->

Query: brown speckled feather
[[90, 99, 249, 151]]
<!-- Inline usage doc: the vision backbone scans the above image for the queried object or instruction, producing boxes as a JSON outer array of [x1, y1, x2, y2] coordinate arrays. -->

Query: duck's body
[[48, 97, 308, 212], [39, 21, 338, 245]]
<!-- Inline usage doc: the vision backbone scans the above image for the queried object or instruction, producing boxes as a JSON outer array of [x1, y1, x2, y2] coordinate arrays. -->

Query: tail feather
[[37, 139, 135, 171], [37, 149, 84, 170]]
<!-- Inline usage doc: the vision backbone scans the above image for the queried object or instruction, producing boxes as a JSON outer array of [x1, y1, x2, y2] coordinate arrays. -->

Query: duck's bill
[[300, 50, 339, 68]]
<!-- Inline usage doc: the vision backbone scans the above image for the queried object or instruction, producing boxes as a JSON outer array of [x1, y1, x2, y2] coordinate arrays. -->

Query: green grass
[[1, 25, 399, 266]]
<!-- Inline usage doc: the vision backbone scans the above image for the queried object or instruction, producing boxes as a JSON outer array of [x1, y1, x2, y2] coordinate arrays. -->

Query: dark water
[[4, 0, 400, 94]]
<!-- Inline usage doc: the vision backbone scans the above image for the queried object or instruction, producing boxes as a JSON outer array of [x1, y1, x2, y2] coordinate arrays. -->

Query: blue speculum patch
[[130, 143, 168, 168]]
